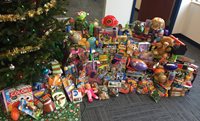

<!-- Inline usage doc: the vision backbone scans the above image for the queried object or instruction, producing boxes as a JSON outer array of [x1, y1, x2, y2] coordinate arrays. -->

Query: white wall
[[105, 0, 134, 26], [173, 0, 200, 44], [136, 0, 142, 10], [172, 0, 191, 33]]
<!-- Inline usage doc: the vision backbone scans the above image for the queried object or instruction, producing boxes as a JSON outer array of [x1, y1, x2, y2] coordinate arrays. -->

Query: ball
[[11, 108, 20, 121]]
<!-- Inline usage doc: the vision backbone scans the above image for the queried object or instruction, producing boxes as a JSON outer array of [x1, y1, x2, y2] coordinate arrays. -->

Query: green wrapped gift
[[0, 102, 81, 121]]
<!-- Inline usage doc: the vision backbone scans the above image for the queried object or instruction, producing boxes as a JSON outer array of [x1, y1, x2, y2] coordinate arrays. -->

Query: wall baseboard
[[173, 33, 200, 49]]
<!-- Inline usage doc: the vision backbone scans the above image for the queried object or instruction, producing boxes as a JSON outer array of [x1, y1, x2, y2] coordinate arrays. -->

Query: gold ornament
[[0, 0, 57, 22], [28, 10, 35, 18]]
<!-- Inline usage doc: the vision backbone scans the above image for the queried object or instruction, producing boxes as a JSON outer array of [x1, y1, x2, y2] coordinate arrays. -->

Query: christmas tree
[[0, 0, 69, 89]]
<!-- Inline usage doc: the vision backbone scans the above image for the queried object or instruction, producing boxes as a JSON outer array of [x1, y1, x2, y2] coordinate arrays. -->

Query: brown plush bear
[[152, 36, 174, 59]]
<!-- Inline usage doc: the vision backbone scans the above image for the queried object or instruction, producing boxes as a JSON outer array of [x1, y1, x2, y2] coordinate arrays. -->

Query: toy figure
[[75, 11, 89, 31], [84, 83, 99, 103]]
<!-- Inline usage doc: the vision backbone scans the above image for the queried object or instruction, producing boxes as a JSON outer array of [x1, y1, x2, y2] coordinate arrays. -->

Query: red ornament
[[102, 15, 118, 27], [69, 17, 75, 23], [11, 108, 20, 121]]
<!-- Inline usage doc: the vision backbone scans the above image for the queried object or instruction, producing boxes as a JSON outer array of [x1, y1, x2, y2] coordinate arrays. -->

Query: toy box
[[1, 85, 33, 112], [99, 28, 118, 44], [62, 77, 75, 102], [72, 90, 82, 103]]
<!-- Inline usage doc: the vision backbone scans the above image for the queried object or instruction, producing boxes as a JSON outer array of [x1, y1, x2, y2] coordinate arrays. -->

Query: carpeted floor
[[66, 1, 200, 121], [66, 0, 105, 21]]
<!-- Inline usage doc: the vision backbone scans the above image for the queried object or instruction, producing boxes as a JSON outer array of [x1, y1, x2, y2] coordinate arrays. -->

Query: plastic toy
[[75, 11, 89, 31], [11, 108, 20, 121], [164, 63, 178, 71], [153, 67, 167, 84], [129, 58, 148, 71], [144, 19, 151, 35], [85, 83, 99, 102], [102, 15, 118, 27], [88, 37, 97, 49], [151, 17, 165, 31], [69, 30, 82, 44], [132, 20, 145, 35]]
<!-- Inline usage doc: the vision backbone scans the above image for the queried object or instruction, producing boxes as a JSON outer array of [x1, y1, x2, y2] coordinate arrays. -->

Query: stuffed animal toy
[[78, 38, 90, 49], [152, 36, 174, 59], [48, 75, 62, 87], [153, 66, 167, 84], [98, 85, 110, 100], [85, 83, 98, 102]]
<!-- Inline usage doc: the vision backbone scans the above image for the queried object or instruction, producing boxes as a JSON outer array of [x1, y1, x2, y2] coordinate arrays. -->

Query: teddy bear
[[152, 36, 174, 59]]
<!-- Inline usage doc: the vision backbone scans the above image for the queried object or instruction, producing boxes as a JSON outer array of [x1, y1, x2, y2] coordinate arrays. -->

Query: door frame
[[129, 0, 182, 34]]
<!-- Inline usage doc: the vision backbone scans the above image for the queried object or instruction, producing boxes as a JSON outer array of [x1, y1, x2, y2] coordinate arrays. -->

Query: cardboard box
[[1, 85, 33, 112]]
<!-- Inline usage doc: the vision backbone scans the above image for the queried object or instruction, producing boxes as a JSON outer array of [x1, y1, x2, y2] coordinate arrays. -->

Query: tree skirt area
[[0, 103, 81, 121]]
